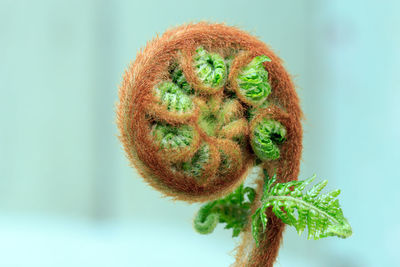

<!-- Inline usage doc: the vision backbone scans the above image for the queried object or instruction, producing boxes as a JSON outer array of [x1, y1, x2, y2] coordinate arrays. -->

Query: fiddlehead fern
[[117, 23, 349, 267]]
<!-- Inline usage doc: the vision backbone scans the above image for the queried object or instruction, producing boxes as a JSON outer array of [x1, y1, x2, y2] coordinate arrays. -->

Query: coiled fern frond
[[151, 123, 194, 149], [252, 171, 352, 246], [251, 119, 286, 161], [194, 46, 227, 88], [117, 23, 306, 267], [150, 123, 201, 162], [236, 55, 272, 106], [154, 81, 193, 113]]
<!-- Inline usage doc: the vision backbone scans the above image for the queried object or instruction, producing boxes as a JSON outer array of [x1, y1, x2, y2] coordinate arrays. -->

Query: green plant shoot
[[251, 170, 352, 247]]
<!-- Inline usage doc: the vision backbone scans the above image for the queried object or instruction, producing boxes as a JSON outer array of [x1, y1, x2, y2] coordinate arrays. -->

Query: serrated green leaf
[[251, 173, 352, 246]]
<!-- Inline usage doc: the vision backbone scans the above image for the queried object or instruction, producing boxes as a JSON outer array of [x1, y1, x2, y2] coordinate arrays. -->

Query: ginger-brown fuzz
[[117, 22, 302, 267]]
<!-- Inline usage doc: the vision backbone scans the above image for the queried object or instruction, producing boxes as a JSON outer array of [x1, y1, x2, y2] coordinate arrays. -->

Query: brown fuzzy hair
[[117, 22, 302, 267]]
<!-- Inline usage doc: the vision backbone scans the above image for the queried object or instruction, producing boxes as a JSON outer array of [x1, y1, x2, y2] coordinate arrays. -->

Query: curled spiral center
[[145, 46, 286, 186]]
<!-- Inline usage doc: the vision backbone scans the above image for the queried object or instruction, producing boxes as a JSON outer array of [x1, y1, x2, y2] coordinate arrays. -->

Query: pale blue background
[[0, 0, 399, 266]]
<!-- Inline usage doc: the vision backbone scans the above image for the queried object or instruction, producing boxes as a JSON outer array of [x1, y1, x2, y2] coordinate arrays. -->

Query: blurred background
[[0, 0, 399, 266]]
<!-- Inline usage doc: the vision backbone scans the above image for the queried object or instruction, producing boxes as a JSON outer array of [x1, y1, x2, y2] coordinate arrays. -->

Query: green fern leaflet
[[194, 184, 255, 237], [252, 171, 352, 247]]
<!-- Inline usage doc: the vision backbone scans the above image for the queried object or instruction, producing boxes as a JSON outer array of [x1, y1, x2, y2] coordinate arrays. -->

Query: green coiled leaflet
[[151, 123, 194, 149], [237, 55, 272, 105], [194, 47, 227, 88], [251, 119, 286, 161], [154, 81, 193, 113], [193, 184, 256, 237]]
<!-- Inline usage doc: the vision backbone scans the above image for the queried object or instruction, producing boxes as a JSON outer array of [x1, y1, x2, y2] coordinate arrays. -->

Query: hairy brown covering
[[117, 22, 302, 267]]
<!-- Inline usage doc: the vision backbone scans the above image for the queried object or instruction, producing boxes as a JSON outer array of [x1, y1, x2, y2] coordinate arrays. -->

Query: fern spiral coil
[[117, 23, 302, 267]]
